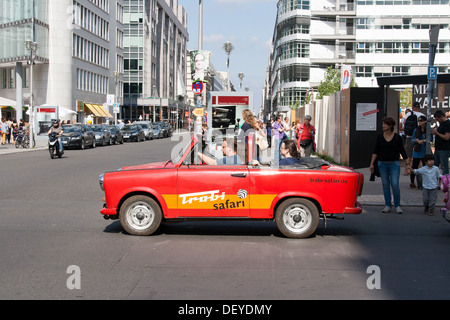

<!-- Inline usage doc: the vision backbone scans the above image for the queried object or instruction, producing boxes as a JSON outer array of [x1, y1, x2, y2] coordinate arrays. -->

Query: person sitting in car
[[279, 140, 301, 165], [198, 138, 242, 165], [252, 139, 300, 166]]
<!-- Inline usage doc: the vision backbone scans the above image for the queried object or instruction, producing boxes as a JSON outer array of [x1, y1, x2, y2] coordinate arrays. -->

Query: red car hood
[[121, 161, 175, 171]]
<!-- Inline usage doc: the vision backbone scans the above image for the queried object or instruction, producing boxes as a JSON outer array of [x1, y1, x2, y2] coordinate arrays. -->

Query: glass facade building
[[0, 0, 49, 63]]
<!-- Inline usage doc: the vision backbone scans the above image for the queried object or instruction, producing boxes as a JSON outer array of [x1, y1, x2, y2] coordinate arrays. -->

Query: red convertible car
[[99, 134, 364, 238]]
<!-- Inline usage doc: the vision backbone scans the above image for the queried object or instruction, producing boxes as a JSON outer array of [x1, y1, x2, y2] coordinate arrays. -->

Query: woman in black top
[[370, 117, 411, 214]]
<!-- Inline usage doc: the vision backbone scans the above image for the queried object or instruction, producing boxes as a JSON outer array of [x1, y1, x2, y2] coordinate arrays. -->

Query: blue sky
[[177, 0, 278, 110]]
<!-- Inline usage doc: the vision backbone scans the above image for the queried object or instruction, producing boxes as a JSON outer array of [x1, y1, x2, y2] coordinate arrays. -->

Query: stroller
[[440, 174, 450, 222]]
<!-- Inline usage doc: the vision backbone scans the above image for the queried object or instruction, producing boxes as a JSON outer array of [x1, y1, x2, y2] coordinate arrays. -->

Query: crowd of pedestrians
[[0, 117, 25, 146], [370, 102, 450, 216], [233, 109, 317, 165]]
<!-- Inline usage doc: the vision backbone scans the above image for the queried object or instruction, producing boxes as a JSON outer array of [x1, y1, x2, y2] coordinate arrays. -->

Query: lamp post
[[113, 71, 121, 125], [426, 26, 440, 154], [238, 72, 244, 90], [25, 40, 38, 149], [224, 42, 233, 91]]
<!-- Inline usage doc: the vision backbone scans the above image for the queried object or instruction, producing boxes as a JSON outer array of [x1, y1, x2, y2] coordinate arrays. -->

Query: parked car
[[90, 124, 112, 146], [61, 124, 95, 149], [135, 121, 153, 140], [99, 134, 364, 239], [109, 125, 124, 144], [152, 123, 163, 139], [154, 121, 172, 138], [121, 124, 146, 142]]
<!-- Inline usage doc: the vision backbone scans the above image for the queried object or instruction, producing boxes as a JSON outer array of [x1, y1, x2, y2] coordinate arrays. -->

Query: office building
[[123, 0, 188, 124], [0, 0, 124, 127], [265, 0, 450, 117]]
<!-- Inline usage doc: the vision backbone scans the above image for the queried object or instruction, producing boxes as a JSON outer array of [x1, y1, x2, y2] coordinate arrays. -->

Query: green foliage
[[400, 87, 412, 109], [316, 66, 358, 99]]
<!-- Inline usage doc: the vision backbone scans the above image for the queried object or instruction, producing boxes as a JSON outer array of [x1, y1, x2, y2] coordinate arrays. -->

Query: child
[[412, 154, 442, 215]]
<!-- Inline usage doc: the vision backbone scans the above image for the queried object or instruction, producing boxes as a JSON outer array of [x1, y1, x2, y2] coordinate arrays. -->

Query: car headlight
[[99, 174, 105, 191]]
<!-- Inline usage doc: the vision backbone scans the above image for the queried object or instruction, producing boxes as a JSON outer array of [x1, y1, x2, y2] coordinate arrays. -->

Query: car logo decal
[[237, 189, 248, 199]]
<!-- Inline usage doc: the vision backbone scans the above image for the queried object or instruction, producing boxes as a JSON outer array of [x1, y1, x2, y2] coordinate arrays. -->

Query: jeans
[[434, 150, 450, 175], [378, 161, 401, 208]]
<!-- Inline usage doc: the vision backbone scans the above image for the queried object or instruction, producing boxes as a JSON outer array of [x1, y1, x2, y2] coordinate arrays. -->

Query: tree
[[316, 66, 357, 99]]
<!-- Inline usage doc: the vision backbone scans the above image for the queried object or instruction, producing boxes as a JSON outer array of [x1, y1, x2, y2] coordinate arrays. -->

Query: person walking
[[272, 116, 285, 161], [432, 110, 450, 175], [410, 154, 441, 216], [238, 109, 261, 162], [404, 102, 425, 163], [297, 115, 316, 157], [410, 115, 432, 189], [370, 117, 410, 214], [1, 117, 8, 145]]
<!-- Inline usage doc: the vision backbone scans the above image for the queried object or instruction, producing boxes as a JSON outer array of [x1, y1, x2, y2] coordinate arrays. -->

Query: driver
[[198, 138, 242, 165], [47, 119, 64, 153]]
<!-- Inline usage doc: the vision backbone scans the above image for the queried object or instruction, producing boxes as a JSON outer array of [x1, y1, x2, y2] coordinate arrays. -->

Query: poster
[[356, 103, 378, 131]]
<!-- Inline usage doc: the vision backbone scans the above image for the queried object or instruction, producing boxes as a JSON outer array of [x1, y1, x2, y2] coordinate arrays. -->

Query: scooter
[[48, 132, 64, 159], [440, 174, 450, 222]]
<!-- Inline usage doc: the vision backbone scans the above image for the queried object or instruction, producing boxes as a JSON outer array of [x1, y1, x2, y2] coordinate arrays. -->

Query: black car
[[109, 125, 124, 144], [155, 121, 172, 138], [90, 124, 112, 146], [122, 124, 146, 142], [61, 124, 96, 149]]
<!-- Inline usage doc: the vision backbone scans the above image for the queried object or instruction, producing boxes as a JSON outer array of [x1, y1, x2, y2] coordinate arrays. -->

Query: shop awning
[[84, 103, 103, 117], [0, 96, 16, 107], [84, 103, 113, 118]]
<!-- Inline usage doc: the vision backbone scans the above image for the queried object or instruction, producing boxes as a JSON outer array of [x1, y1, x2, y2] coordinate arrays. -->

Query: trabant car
[[99, 134, 364, 239]]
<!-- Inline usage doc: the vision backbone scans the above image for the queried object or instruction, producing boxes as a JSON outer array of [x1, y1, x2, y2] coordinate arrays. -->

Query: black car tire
[[275, 198, 319, 239], [81, 139, 85, 150], [120, 195, 162, 236]]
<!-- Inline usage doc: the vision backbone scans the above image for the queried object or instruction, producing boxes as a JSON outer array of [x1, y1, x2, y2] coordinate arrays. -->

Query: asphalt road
[[1, 134, 450, 301]]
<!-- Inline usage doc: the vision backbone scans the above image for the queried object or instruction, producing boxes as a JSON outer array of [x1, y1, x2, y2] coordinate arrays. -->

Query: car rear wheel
[[275, 198, 319, 239], [120, 195, 162, 236]]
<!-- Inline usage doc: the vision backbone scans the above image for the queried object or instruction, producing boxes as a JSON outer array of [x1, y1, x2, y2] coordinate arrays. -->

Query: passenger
[[252, 139, 300, 166], [279, 140, 301, 165], [198, 138, 242, 165]]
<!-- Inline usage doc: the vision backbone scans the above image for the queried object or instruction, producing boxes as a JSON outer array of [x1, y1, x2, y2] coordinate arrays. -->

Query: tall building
[[0, 0, 124, 126], [265, 0, 450, 117], [123, 0, 188, 123]]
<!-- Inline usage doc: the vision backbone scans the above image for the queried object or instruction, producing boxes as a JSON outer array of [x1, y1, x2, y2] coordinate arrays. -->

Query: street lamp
[[238, 72, 244, 90], [224, 41, 233, 91], [426, 26, 440, 154], [25, 40, 38, 149]]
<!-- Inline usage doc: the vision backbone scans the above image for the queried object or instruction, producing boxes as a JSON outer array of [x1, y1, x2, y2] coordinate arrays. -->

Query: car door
[[177, 164, 250, 218]]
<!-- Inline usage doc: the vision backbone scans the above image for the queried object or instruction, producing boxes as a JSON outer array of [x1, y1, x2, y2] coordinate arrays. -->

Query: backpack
[[404, 113, 418, 136]]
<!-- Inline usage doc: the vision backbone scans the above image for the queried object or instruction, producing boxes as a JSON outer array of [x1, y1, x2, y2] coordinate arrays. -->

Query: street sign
[[428, 66, 438, 80], [192, 108, 204, 117], [192, 80, 204, 95]]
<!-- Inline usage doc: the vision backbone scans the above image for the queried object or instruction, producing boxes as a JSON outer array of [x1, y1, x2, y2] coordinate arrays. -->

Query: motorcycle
[[48, 132, 64, 159]]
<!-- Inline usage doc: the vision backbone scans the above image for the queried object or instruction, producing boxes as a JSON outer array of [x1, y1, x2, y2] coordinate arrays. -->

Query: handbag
[[255, 130, 268, 150], [300, 139, 312, 148]]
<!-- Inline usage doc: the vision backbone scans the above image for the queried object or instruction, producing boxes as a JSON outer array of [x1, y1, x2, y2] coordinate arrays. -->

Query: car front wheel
[[119, 195, 162, 236], [275, 198, 319, 239]]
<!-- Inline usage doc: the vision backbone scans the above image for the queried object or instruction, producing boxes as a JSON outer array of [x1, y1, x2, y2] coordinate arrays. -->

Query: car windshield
[[152, 124, 159, 129], [62, 126, 81, 133], [123, 125, 137, 130], [140, 124, 148, 129], [91, 125, 104, 132], [109, 126, 117, 132]]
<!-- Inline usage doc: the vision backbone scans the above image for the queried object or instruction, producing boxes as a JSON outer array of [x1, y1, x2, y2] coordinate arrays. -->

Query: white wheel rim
[[126, 201, 155, 231], [283, 204, 312, 234]]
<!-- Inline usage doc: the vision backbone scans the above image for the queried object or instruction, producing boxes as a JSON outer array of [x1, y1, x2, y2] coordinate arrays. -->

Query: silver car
[[135, 121, 152, 140]]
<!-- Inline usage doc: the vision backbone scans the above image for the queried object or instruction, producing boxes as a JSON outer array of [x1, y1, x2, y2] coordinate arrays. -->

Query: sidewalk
[[0, 138, 47, 155], [355, 165, 443, 208]]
